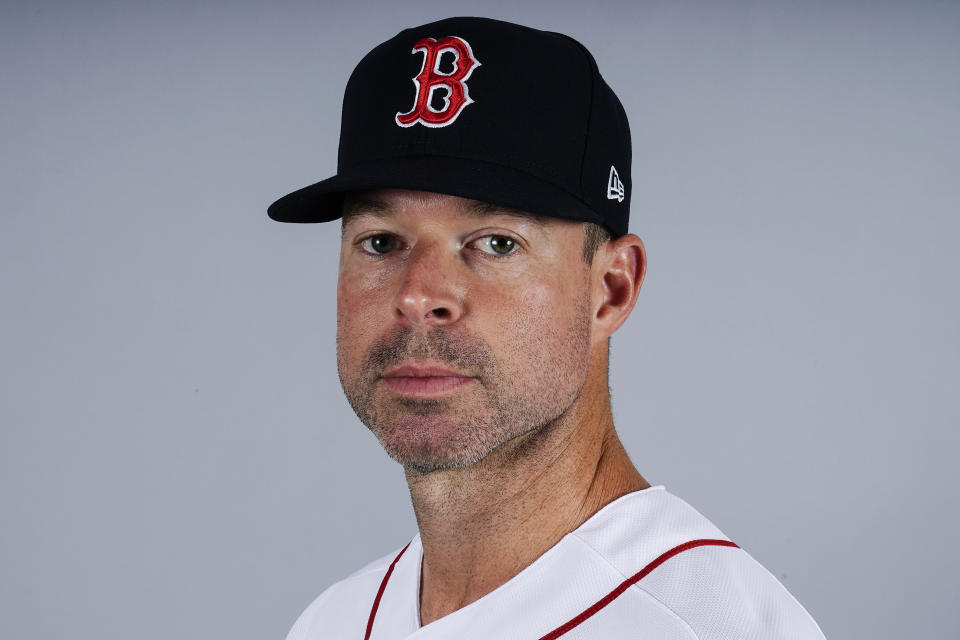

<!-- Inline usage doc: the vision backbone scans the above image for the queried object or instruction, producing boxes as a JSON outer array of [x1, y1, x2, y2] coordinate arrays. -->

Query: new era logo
[[607, 165, 625, 203]]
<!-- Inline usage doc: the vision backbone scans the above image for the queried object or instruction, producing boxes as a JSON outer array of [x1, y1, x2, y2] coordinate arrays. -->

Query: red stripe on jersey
[[364, 542, 411, 640], [363, 537, 738, 639], [537, 538, 740, 640]]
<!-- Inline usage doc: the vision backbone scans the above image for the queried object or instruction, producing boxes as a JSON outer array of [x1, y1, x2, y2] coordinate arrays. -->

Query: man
[[269, 16, 826, 640]]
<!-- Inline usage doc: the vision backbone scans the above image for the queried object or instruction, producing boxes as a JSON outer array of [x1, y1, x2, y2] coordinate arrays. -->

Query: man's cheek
[[337, 285, 373, 334], [335, 309, 367, 372], [505, 283, 555, 329]]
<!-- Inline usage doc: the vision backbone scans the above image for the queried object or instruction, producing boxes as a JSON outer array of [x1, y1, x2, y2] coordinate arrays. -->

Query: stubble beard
[[337, 302, 592, 475]]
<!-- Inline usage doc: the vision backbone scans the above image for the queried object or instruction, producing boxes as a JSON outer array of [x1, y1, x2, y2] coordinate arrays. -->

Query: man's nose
[[393, 241, 465, 327]]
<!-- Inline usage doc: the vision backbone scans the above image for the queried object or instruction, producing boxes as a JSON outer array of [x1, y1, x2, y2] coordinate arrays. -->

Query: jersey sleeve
[[283, 589, 331, 640], [282, 547, 403, 640], [635, 544, 826, 640]]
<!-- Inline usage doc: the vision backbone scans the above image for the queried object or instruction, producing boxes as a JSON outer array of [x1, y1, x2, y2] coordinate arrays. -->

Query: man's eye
[[474, 235, 518, 256], [360, 234, 399, 254]]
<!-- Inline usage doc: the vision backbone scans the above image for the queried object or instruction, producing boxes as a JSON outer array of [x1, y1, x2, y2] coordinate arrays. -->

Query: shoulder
[[573, 487, 825, 639], [635, 543, 826, 639], [283, 545, 405, 640]]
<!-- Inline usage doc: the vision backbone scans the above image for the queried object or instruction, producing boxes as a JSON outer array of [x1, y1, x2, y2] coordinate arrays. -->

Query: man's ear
[[592, 234, 646, 341]]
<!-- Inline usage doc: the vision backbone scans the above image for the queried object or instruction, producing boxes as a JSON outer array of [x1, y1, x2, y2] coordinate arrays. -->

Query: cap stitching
[[557, 34, 597, 203]]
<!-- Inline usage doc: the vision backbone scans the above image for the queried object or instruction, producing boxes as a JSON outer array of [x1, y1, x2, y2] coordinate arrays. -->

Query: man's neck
[[405, 372, 649, 626]]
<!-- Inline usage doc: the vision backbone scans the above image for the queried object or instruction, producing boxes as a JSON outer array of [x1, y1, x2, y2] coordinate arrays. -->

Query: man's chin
[[379, 433, 485, 475], [371, 417, 498, 474], [399, 457, 468, 476]]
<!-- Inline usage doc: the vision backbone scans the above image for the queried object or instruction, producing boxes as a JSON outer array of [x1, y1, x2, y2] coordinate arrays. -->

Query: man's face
[[336, 189, 596, 474]]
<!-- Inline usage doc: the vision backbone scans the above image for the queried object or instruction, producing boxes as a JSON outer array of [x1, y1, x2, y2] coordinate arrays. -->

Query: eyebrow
[[341, 194, 550, 232], [341, 194, 389, 225]]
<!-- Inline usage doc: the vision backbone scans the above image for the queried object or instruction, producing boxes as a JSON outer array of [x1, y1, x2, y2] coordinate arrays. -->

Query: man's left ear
[[592, 233, 646, 339]]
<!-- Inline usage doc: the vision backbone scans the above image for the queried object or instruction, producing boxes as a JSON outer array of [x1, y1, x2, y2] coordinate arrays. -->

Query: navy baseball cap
[[268, 16, 632, 237]]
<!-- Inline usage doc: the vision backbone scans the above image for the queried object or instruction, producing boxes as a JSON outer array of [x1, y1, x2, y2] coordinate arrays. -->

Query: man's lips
[[382, 364, 476, 396], [383, 364, 473, 378]]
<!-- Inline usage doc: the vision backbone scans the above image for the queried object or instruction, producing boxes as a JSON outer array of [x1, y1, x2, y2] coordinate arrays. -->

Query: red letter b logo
[[395, 36, 480, 128]]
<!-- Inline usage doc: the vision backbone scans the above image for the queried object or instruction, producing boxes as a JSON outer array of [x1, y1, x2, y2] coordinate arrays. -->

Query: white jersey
[[286, 485, 826, 639]]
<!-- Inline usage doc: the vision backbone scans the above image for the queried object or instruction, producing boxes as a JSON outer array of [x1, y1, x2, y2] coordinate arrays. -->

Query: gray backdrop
[[2, 1, 957, 638]]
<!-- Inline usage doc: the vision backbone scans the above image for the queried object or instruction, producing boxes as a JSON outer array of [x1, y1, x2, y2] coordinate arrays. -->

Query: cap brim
[[267, 155, 607, 230]]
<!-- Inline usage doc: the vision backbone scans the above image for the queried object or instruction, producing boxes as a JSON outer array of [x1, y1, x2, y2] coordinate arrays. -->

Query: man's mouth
[[382, 363, 476, 397]]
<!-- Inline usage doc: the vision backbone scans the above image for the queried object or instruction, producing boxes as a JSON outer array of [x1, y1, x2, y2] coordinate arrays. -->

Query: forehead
[[341, 189, 554, 230]]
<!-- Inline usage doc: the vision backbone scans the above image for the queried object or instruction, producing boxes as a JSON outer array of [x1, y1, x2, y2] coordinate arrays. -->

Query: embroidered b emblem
[[395, 36, 480, 128]]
